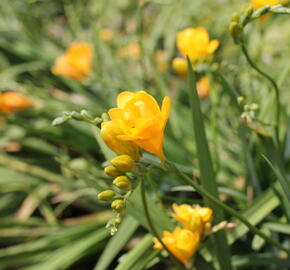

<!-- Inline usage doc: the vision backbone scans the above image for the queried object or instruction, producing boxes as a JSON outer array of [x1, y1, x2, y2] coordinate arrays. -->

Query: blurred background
[[0, 0, 290, 269]]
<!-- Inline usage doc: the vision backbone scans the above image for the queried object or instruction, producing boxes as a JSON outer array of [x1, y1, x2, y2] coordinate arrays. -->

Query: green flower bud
[[104, 165, 123, 178], [101, 112, 110, 121], [231, 12, 240, 23], [110, 155, 136, 173], [237, 96, 245, 106], [113, 176, 132, 190], [98, 190, 115, 201], [229, 22, 242, 39], [111, 200, 125, 212], [71, 111, 84, 120]]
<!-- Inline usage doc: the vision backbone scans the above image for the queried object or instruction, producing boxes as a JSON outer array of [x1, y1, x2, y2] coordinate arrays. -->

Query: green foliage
[[0, 0, 290, 269]]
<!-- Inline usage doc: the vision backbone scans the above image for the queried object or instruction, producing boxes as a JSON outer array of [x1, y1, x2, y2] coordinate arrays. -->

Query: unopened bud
[[231, 12, 240, 23], [71, 111, 84, 121], [243, 3, 253, 17], [237, 96, 245, 105], [229, 22, 242, 41], [104, 165, 123, 178], [113, 176, 132, 190], [172, 57, 188, 77], [111, 200, 125, 212], [98, 190, 115, 201], [110, 155, 135, 173], [101, 112, 110, 121]]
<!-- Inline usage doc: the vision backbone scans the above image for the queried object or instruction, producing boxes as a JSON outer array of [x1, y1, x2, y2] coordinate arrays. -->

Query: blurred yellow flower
[[197, 76, 211, 99], [172, 203, 213, 235], [251, 0, 281, 10], [99, 28, 113, 42], [100, 121, 140, 160], [155, 50, 168, 73], [108, 91, 170, 160], [0, 91, 33, 114], [52, 42, 93, 80], [176, 27, 219, 62], [172, 57, 188, 77], [117, 42, 140, 59], [153, 227, 199, 264]]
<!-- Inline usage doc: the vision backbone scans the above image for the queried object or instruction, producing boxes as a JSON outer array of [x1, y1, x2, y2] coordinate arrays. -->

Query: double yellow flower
[[153, 204, 213, 265], [101, 91, 170, 161]]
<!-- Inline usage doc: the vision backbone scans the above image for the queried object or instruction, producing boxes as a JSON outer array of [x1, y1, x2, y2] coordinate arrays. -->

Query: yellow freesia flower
[[0, 92, 33, 114], [172, 203, 213, 235], [100, 121, 140, 160], [176, 27, 219, 62], [251, 0, 281, 11], [153, 227, 199, 264], [52, 42, 93, 81], [108, 91, 170, 160], [197, 76, 211, 99]]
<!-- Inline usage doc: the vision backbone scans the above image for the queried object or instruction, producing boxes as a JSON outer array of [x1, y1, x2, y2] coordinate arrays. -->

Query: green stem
[[164, 160, 290, 254], [140, 178, 186, 270], [240, 42, 281, 150]]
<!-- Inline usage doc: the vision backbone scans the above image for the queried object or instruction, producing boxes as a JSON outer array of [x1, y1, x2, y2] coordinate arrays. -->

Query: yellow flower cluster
[[172, 27, 219, 76], [153, 204, 213, 264], [101, 91, 170, 161], [0, 92, 33, 114], [52, 42, 93, 81]]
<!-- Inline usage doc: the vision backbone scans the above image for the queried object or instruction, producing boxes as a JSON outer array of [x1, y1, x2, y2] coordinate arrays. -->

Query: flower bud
[[104, 165, 123, 178], [101, 112, 110, 121], [237, 96, 245, 106], [113, 176, 132, 190], [111, 200, 125, 212], [231, 12, 240, 23], [71, 111, 84, 121], [98, 190, 115, 201], [229, 22, 242, 43], [110, 155, 135, 173], [172, 57, 188, 77], [100, 121, 140, 161]]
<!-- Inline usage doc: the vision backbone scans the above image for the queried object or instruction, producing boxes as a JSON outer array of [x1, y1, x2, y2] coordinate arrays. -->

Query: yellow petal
[[207, 40, 219, 54], [117, 91, 135, 108]]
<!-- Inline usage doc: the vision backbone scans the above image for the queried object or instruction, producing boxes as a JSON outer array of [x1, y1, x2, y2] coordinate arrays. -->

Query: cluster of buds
[[229, 12, 243, 44], [98, 154, 136, 234], [238, 96, 260, 124], [52, 109, 103, 127]]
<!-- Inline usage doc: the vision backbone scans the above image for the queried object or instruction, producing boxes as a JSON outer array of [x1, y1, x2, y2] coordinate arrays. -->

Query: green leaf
[[187, 58, 232, 270], [94, 216, 139, 270], [115, 234, 156, 270]]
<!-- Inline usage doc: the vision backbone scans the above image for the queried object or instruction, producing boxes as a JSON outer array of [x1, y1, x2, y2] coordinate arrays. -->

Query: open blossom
[[0, 92, 33, 114], [100, 121, 140, 161], [176, 27, 219, 62], [108, 91, 170, 160], [153, 227, 199, 264], [172, 203, 213, 235], [52, 42, 93, 80]]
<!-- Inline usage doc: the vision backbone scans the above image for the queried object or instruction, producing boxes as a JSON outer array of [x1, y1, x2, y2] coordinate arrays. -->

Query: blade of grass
[[94, 216, 139, 270], [186, 57, 232, 270]]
